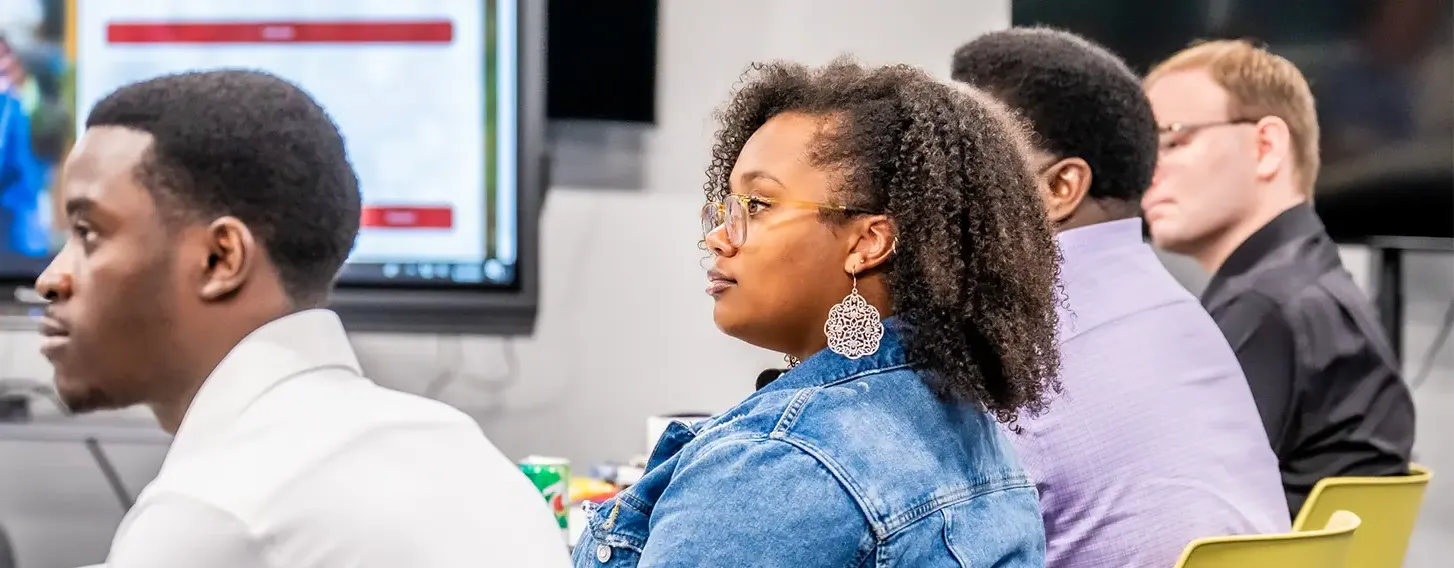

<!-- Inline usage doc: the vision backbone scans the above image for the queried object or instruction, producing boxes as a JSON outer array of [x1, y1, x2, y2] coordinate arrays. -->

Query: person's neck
[[149, 369, 212, 435], [1057, 198, 1138, 233], [148, 298, 298, 434], [1195, 193, 1307, 275], [787, 339, 829, 363]]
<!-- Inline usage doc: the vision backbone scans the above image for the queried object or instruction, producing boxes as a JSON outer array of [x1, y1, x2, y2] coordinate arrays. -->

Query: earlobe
[[198, 217, 256, 301]]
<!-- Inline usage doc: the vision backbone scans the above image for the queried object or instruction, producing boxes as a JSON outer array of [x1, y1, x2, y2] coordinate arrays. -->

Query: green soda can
[[519, 455, 571, 537]]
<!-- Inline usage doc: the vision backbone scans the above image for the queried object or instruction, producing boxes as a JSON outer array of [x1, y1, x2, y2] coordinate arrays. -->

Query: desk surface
[[1360, 236, 1454, 252], [0, 415, 171, 445], [0, 314, 37, 332]]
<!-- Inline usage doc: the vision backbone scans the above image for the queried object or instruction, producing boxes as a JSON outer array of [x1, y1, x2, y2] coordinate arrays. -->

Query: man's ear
[[197, 216, 258, 301], [1039, 157, 1092, 224], [1252, 116, 1292, 183], [845, 215, 896, 274]]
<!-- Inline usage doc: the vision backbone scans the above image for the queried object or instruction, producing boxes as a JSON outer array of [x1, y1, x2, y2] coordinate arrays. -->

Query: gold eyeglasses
[[701, 194, 878, 247], [1157, 118, 1260, 151]]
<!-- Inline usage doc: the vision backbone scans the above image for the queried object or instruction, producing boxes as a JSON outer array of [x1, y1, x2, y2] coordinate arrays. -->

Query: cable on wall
[[1409, 298, 1454, 391], [422, 335, 520, 404]]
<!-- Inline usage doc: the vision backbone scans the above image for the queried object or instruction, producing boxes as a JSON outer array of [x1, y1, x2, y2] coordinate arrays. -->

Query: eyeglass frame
[[701, 193, 881, 248], [1156, 118, 1261, 152]]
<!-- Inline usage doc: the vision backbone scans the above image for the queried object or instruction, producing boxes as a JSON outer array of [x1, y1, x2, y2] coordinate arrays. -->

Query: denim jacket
[[573, 321, 1047, 567]]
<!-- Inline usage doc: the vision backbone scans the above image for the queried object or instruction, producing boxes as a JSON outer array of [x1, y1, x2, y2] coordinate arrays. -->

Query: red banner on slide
[[360, 206, 454, 229], [106, 20, 454, 45]]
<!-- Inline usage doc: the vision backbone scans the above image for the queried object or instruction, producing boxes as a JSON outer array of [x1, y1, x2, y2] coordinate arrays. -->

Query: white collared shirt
[[94, 310, 569, 568]]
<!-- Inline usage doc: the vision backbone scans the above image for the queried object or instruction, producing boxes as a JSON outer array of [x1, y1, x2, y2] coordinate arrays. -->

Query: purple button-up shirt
[[1006, 219, 1289, 568]]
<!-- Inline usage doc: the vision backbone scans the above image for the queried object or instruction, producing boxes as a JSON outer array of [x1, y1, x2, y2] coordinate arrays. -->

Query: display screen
[[0, 0, 519, 288]]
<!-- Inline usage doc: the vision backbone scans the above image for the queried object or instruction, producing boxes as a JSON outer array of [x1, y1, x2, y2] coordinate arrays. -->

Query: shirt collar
[[166, 309, 363, 459], [1205, 203, 1324, 297], [1056, 218, 1146, 261]]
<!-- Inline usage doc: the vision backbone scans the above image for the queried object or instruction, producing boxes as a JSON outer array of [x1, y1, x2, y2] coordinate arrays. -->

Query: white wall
[[645, 0, 1013, 196], [354, 190, 775, 466]]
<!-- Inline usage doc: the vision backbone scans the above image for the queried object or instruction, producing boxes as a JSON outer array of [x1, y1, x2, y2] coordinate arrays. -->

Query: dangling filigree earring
[[824, 266, 884, 359]]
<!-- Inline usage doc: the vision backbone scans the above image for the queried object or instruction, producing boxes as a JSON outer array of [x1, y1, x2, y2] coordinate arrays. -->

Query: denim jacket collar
[[757, 317, 913, 395], [645, 318, 913, 473]]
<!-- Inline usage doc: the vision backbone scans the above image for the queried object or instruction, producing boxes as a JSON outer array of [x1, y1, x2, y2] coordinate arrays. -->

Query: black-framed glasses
[[701, 194, 877, 248], [1157, 118, 1260, 152]]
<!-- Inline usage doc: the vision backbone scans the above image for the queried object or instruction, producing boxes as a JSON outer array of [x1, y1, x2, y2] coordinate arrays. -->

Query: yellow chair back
[[1292, 464, 1433, 568], [1173, 510, 1360, 568]]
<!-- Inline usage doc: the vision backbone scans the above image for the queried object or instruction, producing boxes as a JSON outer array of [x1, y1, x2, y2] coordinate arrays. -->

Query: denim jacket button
[[596, 544, 612, 563]]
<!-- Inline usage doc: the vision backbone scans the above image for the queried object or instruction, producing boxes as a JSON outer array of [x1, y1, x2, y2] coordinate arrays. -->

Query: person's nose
[[35, 255, 74, 303], [705, 223, 738, 258]]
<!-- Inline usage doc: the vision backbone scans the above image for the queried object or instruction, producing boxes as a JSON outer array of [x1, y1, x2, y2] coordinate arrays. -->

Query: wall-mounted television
[[0, 0, 545, 335]]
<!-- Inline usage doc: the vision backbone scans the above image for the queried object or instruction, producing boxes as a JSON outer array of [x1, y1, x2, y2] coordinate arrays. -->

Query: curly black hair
[[950, 27, 1159, 203], [86, 69, 360, 306], [704, 58, 1063, 424]]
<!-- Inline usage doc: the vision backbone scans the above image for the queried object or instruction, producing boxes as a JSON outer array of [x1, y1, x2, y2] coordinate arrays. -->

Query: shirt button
[[596, 544, 612, 562]]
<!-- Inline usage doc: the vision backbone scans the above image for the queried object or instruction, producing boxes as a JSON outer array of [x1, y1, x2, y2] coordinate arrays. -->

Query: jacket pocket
[[940, 485, 1045, 568]]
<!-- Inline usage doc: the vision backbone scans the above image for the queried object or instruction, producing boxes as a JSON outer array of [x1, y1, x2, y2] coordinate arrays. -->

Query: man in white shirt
[[34, 69, 568, 567]]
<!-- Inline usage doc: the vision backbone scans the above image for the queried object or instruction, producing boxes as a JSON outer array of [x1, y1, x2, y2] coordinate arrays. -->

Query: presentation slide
[[0, 0, 517, 287]]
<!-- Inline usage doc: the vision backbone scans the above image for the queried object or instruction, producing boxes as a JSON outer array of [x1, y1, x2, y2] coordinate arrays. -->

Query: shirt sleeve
[[1220, 291, 1417, 516], [636, 436, 871, 567], [1218, 295, 1300, 453], [1281, 295, 1415, 513], [103, 493, 270, 568]]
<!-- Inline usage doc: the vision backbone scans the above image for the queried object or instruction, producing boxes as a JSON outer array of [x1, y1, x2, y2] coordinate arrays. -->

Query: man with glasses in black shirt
[[1141, 39, 1415, 517]]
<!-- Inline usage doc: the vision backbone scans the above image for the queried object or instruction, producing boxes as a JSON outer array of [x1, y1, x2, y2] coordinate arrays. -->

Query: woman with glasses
[[573, 59, 1062, 567]]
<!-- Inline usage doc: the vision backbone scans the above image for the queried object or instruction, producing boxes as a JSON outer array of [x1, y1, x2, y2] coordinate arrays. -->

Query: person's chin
[[54, 375, 123, 415], [1147, 220, 1186, 250], [711, 302, 737, 333], [712, 300, 757, 339], [1152, 232, 1204, 257]]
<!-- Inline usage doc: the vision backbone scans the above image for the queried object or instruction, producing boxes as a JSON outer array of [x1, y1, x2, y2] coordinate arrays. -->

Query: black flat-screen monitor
[[1015, 0, 1454, 242], [546, 0, 658, 123], [1, 0, 545, 334]]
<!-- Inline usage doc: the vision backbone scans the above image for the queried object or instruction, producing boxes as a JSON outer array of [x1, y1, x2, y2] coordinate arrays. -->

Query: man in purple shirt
[[951, 28, 1289, 567]]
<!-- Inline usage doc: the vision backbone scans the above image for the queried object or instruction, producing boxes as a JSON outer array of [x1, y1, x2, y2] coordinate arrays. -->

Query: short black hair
[[86, 69, 360, 305], [707, 59, 1063, 425], [950, 27, 1159, 202]]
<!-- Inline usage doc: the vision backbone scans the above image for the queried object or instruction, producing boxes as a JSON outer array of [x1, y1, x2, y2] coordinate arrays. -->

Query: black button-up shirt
[[1202, 204, 1416, 517]]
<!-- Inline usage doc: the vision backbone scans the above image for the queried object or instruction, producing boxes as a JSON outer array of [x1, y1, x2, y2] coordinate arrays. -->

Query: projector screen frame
[[0, 0, 546, 337]]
